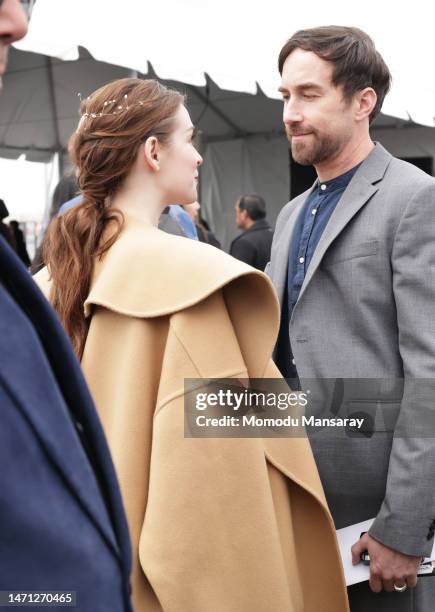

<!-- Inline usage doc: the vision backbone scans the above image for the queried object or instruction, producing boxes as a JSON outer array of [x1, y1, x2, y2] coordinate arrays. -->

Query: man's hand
[[351, 532, 421, 593]]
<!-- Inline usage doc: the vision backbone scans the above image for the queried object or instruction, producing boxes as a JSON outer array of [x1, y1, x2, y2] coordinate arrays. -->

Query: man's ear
[[241, 209, 249, 224], [143, 136, 161, 171], [355, 87, 377, 122]]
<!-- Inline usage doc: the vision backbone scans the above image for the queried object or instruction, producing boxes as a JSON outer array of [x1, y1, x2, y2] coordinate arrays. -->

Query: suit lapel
[[295, 143, 392, 307]]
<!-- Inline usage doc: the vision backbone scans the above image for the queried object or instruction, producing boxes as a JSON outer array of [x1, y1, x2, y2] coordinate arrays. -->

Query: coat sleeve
[[369, 181, 435, 557]]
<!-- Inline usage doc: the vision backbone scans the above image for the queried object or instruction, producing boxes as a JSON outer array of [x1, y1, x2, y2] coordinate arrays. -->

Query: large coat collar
[[85, 214, 278, 320], [35, 214, 281, 382]]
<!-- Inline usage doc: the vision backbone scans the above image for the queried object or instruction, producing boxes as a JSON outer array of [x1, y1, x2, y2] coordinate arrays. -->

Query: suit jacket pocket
[[343, 399, 400, 435], [323, 239, 379, 266]]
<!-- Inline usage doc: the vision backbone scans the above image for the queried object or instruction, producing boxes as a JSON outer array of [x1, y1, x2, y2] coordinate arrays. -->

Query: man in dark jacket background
[[0, 2, 132, 609], [229, 194, 273, 270]]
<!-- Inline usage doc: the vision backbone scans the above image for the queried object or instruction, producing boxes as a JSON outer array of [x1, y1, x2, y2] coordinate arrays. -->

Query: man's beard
[[287, 127, 344, 166]]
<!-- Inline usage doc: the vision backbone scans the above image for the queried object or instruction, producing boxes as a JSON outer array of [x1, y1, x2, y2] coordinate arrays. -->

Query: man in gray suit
[[267, 26, 435, 611]]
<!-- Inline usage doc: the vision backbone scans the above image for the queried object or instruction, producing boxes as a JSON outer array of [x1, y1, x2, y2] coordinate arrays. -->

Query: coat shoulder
[[86, 218, 277, 319], [386, 156, 435, 192]]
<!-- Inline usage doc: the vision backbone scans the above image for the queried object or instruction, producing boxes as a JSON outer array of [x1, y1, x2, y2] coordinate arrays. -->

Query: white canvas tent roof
[[13, 0, 435, 126]]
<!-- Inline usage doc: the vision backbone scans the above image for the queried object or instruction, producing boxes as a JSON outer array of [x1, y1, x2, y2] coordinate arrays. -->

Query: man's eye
[[303, 94, 316, 100]]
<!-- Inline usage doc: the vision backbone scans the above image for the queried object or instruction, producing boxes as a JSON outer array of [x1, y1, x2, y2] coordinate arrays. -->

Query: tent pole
[[45, 56, 62, 172], [57, 152, 64, 178]]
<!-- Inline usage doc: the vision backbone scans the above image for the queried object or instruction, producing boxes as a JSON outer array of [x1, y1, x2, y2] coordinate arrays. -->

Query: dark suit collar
[[243, 219, 271, 233], [0, 237, 131, 571]]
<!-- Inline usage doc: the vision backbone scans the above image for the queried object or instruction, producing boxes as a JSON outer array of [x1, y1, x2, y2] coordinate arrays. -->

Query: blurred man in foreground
[[0, 2, 132, 608]]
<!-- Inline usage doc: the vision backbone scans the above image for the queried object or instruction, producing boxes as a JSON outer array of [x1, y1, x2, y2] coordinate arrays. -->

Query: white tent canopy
[[14, 0, 435, 127]]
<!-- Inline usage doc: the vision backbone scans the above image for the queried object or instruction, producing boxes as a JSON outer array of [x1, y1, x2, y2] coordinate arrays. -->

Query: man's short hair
[[278, 26, 391, 123], [238, 194, 266, 221]]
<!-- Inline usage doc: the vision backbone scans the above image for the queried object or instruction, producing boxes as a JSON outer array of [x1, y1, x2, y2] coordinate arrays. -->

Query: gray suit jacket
[[267, 143, 435, 558]]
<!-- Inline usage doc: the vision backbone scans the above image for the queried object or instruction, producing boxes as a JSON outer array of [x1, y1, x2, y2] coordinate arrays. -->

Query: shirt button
[[299, 257, 305, 264], [320, 184, 326, 191], [292, 358, 296, 365], [311, 209, 317, 215]]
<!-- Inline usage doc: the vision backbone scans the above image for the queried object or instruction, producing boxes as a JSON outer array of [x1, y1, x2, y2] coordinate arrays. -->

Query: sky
[[0, 155, 58, 224]]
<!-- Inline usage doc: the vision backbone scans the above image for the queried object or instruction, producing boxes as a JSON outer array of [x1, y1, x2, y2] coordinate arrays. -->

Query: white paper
[[337, 518, 435, 586]]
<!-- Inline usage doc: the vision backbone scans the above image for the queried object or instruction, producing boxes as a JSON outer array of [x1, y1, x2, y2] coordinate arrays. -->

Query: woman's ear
[[143, 136, 161, 171]]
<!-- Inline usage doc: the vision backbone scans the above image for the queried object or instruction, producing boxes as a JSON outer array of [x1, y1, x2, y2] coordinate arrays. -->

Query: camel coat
[[35, 215, 348, 612]]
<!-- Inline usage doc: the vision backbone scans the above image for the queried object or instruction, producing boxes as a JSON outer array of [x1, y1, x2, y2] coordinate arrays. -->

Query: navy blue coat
[[0, 237, 132, 611]]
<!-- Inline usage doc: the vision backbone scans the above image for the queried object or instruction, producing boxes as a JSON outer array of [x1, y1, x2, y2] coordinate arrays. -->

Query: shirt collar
[[317, 162, 362, 193]]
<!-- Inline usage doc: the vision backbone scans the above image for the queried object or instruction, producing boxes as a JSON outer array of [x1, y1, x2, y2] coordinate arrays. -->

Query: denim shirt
[[284, 163, 361, 378]]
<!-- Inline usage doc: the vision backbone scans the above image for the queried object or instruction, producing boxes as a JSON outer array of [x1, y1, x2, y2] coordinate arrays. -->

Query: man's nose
[[0, 0, 29, 45], [283, 100, 303, 125]]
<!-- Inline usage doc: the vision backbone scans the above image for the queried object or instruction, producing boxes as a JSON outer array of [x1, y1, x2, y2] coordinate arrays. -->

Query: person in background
[[183, 200, 221, 248], [0, 197, 14, 246], [230, 194, 273, 270], [50, 173, 80, 217], [31, 173, 79, 273], [158, 205, 187, 236], [9, 219, 30, 267], [167, 203, 198, 239], [0, 2, 133, 608]]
